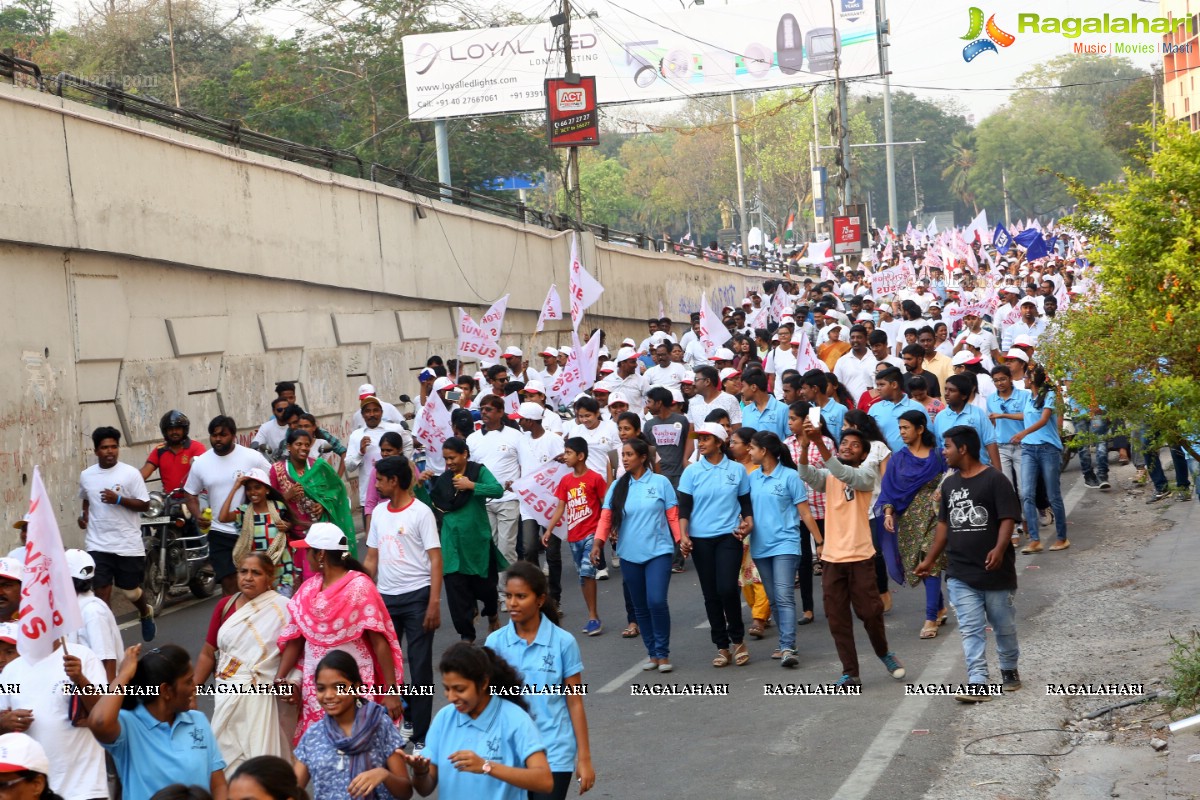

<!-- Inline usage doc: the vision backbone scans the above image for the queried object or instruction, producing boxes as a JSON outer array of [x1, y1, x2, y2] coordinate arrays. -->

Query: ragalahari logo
[[961, 8, 1016, 62]]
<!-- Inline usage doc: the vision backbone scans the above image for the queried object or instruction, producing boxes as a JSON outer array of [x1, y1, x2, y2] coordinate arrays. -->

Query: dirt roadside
[[920, 462, 1199, 800]]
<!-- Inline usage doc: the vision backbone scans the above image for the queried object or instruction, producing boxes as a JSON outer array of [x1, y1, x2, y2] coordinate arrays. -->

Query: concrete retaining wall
[[0, 82, 764, 548]]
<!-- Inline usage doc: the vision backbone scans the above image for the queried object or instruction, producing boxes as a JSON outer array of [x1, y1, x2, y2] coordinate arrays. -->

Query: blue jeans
[[1145, 443, 1191, 493], [947, 578, 1020, 684], [924, 576, 945, 622], [754, 554, 798, 651], [1075, 416, 1109, 481], [622, 553, 672, 659], [1021, 443, 1067, 541]]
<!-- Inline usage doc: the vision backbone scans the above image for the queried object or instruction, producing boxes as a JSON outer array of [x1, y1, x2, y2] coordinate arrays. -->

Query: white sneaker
[[1038, 509, 1054, 528], [597, 568, 610, 581]]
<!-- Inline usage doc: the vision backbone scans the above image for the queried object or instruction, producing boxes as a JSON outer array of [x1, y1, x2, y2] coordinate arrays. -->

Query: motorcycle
[[141, 488, 216, 615], [1060, 418, 1078, 473]]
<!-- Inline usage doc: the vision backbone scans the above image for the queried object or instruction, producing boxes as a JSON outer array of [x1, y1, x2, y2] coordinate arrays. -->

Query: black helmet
[[160, 410, 190, 438]]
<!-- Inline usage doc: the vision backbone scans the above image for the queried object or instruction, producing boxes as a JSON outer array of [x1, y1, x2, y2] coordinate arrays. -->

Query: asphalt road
[[118, 466, 1095, 800]]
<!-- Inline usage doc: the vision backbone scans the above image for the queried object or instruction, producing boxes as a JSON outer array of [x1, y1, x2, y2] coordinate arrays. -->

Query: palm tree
[[941, 130, 978, 214]]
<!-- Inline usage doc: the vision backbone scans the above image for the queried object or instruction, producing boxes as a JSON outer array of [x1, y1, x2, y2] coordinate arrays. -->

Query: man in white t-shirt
[[77, 426, 155, 641], [184, 416, 271, 596], [364, 455, 442, 751], [834, 326, 880, 403], [764, 323, 799, 399], [250, 396, 291, 460], [0, 639, 109, 800], [687, 366, 744, 430], [350, 383, 404, 429], [643, 342, 687, 393], [515, 402, 566, 601], [603, 348, 648, 414], [345, 396, 412, 527], [65, 549, 123, 682], [467, 395, 526, 576]]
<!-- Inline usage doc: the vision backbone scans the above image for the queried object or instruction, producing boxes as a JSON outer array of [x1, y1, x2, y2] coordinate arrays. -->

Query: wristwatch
[[482, 760, 493, 775]]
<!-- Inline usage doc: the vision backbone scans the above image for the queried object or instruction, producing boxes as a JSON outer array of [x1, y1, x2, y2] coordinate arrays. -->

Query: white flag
[[19, 468, 83, 662], [697, 292, 731, 357], [578, 329, 602, 390], [456, 307, 500, 363], [925, 217, 937, 239], [479, 294, 509, 344], [795, 333, 824, 373], [658, 299, 665, 319], [769, 286, 789, 324], [504, 392, 521, 417], [413, 392, 454, 456], [568, 233, 604, 331], [536, 285, 562, 333]]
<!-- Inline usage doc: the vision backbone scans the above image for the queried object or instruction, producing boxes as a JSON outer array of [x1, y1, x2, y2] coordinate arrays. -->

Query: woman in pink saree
[[274, 523, 404, 744]]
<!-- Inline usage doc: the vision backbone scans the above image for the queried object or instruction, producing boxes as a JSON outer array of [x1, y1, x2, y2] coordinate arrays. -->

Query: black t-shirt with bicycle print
[[938, 467, 1021, 591]]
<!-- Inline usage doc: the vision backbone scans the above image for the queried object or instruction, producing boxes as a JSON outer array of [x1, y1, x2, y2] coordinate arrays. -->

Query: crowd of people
[[3, 222, 1196, 800]]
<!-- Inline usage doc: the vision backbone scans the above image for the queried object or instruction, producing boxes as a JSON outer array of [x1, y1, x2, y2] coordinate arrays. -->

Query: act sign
[[546, 77, 599, 147], [832, 215, 863, 255]]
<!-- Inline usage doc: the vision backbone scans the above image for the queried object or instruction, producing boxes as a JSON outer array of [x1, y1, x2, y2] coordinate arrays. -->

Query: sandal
[[733, 643, 750, 666], [713, 649, 732, 668], [937, 609, 948, 626], [748, 620, 766, 639], [622, 623, 639, 638], [771, 649, 784, 660], [920, 621, 939, 639], [813, 562, 823, 576]]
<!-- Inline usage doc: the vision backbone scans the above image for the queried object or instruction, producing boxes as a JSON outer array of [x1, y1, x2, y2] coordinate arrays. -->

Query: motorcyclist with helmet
[[141, 410, 207, 491]]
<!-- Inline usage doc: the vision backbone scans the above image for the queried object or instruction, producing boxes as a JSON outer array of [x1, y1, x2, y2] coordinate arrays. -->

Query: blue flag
[[992, 222, 1012, 254], [1013, 227, 1042, 248], [1023, 234, 1050, 262]]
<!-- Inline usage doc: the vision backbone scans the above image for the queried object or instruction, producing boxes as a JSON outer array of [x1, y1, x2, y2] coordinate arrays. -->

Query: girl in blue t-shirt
[[589, 438, 681, 672], [404, 644, 552, 800], [485, 562, 595, 800], [294, 651, 410, 800]]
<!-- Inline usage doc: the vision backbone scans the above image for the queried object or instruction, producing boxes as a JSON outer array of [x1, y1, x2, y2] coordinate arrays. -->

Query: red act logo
[[556, 88, 587, 111]]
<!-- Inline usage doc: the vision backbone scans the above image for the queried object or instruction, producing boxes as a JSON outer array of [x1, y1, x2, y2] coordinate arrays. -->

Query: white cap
[[600, 360, 616, 375], [0, 558, 20, 581], [0, 623, 15, 644], [503, 346, 523, 358], [0, 733, 50, 776], [242, 467, 270, 487], [593, 384, 611, 394], [649, 332, 669, 347], [432, 377, 456, 393], [1006, 347, 1030, 362], [66, 549, 96, 580], [559, 346, 573, 357], [856, 312, 874, 321], [719, 367, 741, 382], [1013, 334, 1037, 349], [292, 522, 350, 551], [622, 337, 636, 347], [598, 346, 610, 358], [1001, 286, 1021, 296], [616, 346, 638, 362], [951, 350, 982, 366], [694, 422, 728, 441], [1018, 296, 1039, 308], [517, 402, 544, 421], [608, 392, 631, 407], [713, 347, 735, 361], [928, 299, 942, 309], [540, 347, 559, 358], [965, 332, 986, 348], [357, 383, 376, 398], [681, 372, 695, 385], [670, 388, 684, 404], [523, 380, 547, 396], [861, 295, 875, 303]]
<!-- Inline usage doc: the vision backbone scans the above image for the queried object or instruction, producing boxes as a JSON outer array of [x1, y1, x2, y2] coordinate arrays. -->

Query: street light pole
[[877, 0, 897, 229]]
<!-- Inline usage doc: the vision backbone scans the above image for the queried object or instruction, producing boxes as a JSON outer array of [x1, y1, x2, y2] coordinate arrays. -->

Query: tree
[[941, 130, 977, 215], [1039, 119, 1200, 453]]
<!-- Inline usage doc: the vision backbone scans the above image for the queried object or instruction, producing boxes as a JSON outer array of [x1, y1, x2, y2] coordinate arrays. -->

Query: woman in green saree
[[269, 427, 357, 584]]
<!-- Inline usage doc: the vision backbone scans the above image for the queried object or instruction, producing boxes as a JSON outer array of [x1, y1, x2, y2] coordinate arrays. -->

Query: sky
[[48, 0, 1170, 123]]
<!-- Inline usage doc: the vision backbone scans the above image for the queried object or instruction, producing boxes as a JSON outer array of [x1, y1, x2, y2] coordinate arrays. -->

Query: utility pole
[[811, 88, 823, 237], [829, 0, 850, 210], [1001, 164, 1010, 225], [731, 94, 749, 261], [165, 0, 181, 106], [434, 120, 452, 201], [877, 0, 897, 229], [561, 0, 584, 227]]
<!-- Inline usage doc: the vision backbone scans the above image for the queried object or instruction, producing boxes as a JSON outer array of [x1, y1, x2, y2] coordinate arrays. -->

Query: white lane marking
[[599, 658, 655, 693], [831, 470, 1086, 800], [118, 595, 217, 631]]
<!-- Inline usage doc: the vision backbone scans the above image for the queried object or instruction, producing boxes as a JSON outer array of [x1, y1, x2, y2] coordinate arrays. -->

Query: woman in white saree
[[193, 552, 297, 772]]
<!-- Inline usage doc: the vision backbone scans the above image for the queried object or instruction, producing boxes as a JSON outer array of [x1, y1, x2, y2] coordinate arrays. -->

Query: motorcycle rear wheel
[[189, 566, 216, 600], [143, 545, 167, 617]]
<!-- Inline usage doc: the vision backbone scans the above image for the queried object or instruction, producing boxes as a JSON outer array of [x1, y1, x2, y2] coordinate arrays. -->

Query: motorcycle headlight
[[145, 492, 166, 518]]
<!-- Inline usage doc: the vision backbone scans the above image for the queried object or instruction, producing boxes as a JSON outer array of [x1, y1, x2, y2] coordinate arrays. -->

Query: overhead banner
[[547, 77, 599, 147], [403, 0, 882, 120]]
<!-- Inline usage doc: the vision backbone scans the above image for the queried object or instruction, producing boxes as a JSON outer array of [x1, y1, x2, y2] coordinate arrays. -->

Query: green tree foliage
[[1039, 120, 1200, 451]]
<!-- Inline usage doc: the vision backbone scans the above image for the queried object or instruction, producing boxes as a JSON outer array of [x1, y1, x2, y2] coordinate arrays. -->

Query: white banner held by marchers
[[870, 264, 915, 298], [457, 308, 500, 363], [413, 392, 454, 456], [536, 285, 562, 333], [510, 461, 570, 539], [19, 467, 83, 661], [697, 292, 732, 357], [568, 234, 604, 332], [479, 295, 509, 344]]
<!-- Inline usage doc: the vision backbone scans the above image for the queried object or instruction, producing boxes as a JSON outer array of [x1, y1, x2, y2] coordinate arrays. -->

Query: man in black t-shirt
[[917, 425, 1022, 703]]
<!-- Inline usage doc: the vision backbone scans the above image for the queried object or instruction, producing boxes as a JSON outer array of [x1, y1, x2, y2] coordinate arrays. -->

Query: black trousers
[[444, 569, 498, 642], [529, 771, 575, 800], [519, 519, 563, 603], [382, 586, 436, 744], [690, 533, 746, 648]]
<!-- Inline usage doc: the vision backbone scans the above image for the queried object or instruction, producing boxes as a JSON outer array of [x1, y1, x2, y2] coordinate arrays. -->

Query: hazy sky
[[49, 0, 1168, 122]]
